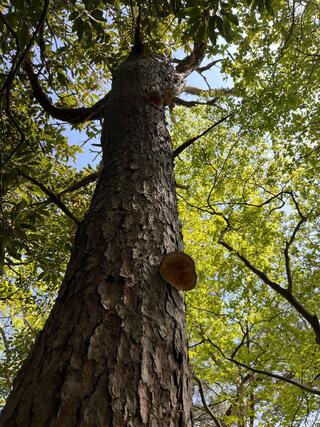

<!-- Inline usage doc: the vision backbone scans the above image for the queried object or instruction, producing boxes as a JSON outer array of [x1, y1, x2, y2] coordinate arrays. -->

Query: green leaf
[[208, 16, 217, 45], [258, 0, 265, 14], [251, 0, 259, 11], [224, 12, 239, 26], [213, 15, 224, 35], [10, 200, 28, 221], [17, 23, 29, 49], [183, 7, 199, 17], [12, 0, 25, 10], [212, 15, 233, 42], [6, 245, 22, 261], [72, 17, 85, 39], [222, 18, 233, 42], [265, 0, 274, 15], [90, 9, 105, 21], [56, 70, 69, 85], [69, 11, 79, 21]]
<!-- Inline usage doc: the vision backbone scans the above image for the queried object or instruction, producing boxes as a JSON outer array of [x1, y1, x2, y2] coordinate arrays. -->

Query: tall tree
[[1, 0, 320, 426]]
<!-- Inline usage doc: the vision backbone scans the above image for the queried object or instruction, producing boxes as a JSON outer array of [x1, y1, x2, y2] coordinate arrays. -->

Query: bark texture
[[0, 56, 193, 426]]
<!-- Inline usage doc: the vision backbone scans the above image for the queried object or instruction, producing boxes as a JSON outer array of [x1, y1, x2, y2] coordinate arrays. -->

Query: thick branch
[[173, 97, 218, 108], [183, 86, 234, 97], [196, 59, 223, 73], [194, 377, 223, 427], [24, 61, 107, 124], [19, 171, 80, 225], [173, 114, 232, 158], [219, 229, 320, 344], [175, 43, 207, 77]]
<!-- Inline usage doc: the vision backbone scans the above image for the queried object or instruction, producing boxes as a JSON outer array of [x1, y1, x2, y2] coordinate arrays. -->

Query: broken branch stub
[[159, 251, 197, 291]]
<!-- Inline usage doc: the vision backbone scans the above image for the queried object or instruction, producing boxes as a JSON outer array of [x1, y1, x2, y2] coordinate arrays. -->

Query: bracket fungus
[[159, 251, 197, 291]]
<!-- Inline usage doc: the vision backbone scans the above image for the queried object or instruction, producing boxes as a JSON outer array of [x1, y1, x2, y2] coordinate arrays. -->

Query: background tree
[[1, 0, 320, 426]]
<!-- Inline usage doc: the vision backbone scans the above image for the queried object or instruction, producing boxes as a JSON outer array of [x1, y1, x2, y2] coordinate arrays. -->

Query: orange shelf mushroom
[[159, 251, 197, 291]]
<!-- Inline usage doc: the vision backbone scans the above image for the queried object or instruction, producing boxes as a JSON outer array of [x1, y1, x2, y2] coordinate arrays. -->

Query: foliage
[[172, 2, 320, 423], [1, 0, 320, 424]]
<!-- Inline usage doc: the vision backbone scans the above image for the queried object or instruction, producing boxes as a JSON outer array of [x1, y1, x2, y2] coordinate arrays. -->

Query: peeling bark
[[0, 56, 193, 427]]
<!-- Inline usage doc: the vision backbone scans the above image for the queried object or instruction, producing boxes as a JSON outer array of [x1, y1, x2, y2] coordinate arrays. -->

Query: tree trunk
[[0, 56, 193, 427]]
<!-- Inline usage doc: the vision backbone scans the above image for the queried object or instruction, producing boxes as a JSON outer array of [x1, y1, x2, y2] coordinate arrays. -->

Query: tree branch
[[175, 182, 189, 190], [58, 170, 100, 196], [173, 114, 232, 158], [196, 59, 223, 73], [232, 190, 292, 209], [19, 171, 80, 225], [24, 60, 108, 124], [230, 358, 320, 396], [284, 217, 307, 292], [175, 43, 207, 77], [173, 97, 218, 108], [0, 324, 9, 353], [194, 376, 223, 427], [0, 0, 50, 98], [205, 336, 320, 396], [284, 194, 310, 292], [183, 86, 234, 97], [219, 228, 320, 344]]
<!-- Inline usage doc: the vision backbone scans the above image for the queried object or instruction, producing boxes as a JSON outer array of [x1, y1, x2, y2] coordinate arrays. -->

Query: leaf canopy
[[1, 0, 320, 424]]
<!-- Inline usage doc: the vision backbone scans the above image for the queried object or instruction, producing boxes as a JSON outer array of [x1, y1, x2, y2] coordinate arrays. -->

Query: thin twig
[[58, 170, 100, 196], [231, 358, 320, 396], [205, 336, 320, 396], [194, 376, 223, 427], [19, 171, 80, 225], [284, 194, 309, 292], [196, 59, 223, 73], [219, 228, 320, 344], [173, 114, 232, 158], [284, 219, 306, 292], [0, 0, 50, 97]]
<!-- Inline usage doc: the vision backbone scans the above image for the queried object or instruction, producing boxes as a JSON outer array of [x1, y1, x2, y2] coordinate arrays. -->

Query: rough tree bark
[[0, 55, 193, 426]]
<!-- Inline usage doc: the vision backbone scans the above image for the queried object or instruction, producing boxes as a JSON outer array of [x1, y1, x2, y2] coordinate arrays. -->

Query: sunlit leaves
[[1, 0, 319, 423], [171, 7, 320, 414], [174, 100, 320, 422]]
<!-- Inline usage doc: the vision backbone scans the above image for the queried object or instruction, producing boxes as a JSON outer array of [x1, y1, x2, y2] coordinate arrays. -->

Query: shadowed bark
[[0, 55, 193, 427]]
